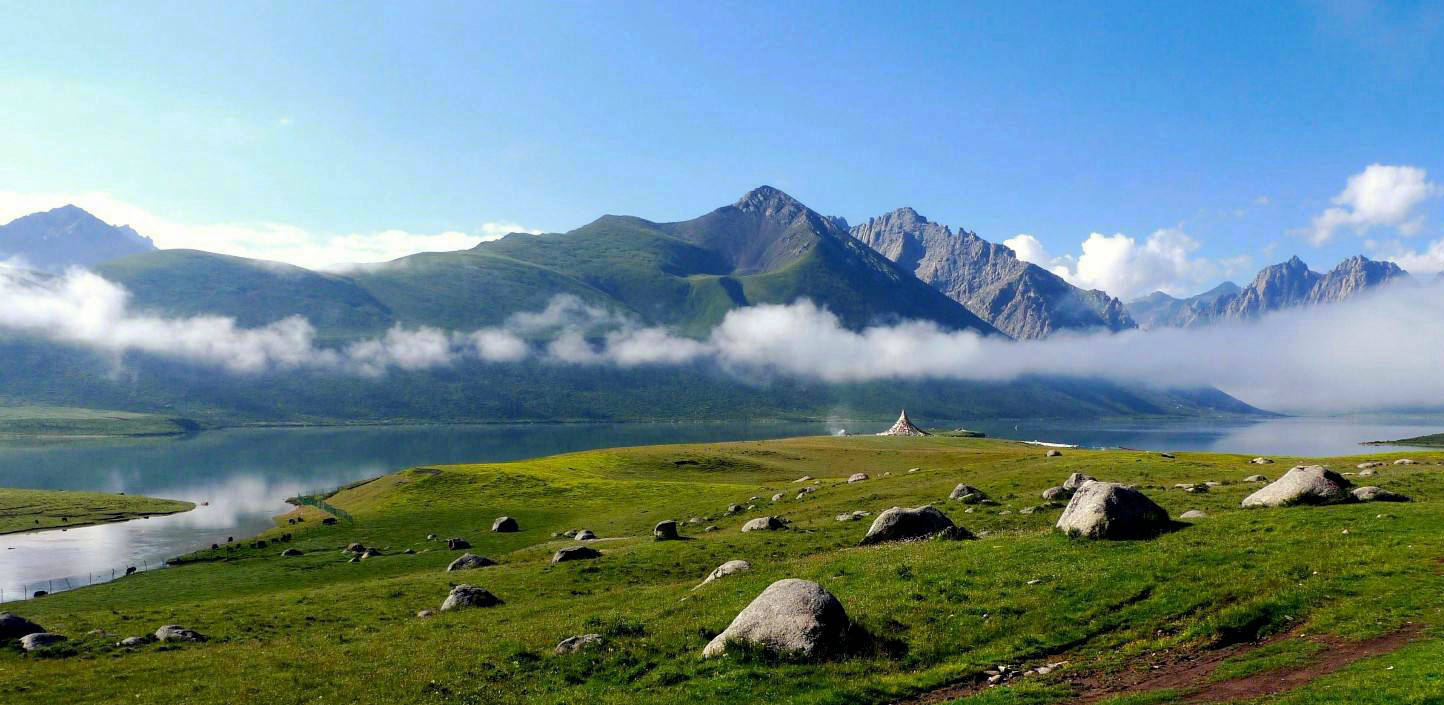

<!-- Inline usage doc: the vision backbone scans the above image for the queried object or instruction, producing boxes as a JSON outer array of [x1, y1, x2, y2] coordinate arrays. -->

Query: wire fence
[[1, 558, 164, 604]]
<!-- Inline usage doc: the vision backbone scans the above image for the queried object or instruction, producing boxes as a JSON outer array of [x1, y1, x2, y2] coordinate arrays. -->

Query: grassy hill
[[1367, 433, 1444, 448], [0, 406, 199, 439], [4, 436, 1440, 704], [0, 488, 193, 534]]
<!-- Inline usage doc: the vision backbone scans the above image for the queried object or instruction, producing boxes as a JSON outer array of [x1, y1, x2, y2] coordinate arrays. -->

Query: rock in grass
[[491, 516, 519, 532], [117, 636, 149, 647], [834, 510, 870, 522], [1359, 469, 1378, 477], [949, 484, 988, 503], [741, 516, 787, 532], [653, 520, 680, 540], [702, 579, 849, 660], [555, 633, 604, 654], [1394, 459, 1419, 465], [1046, 449, 1062, 457], [441, 584, 502, 611], [280, 548, 302, 557], [771, 493, 784, 502], [1352, 486, 1409, 502], [574, 529, 597, 541], [1357, 462, 1384, 469], [19, 633, 66, 651], [1041, 486, 1069, 501], [1062, 473, 1096, 492], [0, 613, 45, 641], [552, 546, 601, 564], [1244, 474, 1269, 483], [346, 543, 366, 553], [704, 525, 719, 532], [1179, 509, 1208, 519], [796, 486, 817, 499], [1251, 457, 1273, 464], [154, 625, 207, 643], [445, 537, 471, 550], [848, 473, 869, 483], [1055, 482, 1169, 539], [1241, 465, 1353, 508], [1160, 452, 1176, 459], [859, 506, 972, 545], [791, 476, 812, 483], [447, 553, 497, 571], [415, 610, 435, 619], [321, 517, 338, 525], [726, 504, 744, 514], [698, 560, 752, 589], [361, 548, 382, 559]]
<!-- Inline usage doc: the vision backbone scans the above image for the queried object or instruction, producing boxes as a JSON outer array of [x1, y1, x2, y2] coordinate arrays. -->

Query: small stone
[[416, 610, 435, 619], [848, 473, 869, 483], [574, 529, 597, 541], [117, 636, 149, 647], [555, 633, 604, 654], [154, 625, 207, 642], [280, 548, 302, 557], [741, 516, 787, 532], [697, 559, 752, 588], [1046, 449, 1062, 457]]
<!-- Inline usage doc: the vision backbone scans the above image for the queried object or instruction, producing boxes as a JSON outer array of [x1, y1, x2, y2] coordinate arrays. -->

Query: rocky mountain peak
[[0, 204, 155, 270], [734, 186, 805, 214]]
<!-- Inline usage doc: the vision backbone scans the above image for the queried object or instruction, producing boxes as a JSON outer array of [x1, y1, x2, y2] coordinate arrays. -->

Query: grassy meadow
[[0, 489, 194, 535], [2, 436, 1442, 704], [0, 406, 198, 439]]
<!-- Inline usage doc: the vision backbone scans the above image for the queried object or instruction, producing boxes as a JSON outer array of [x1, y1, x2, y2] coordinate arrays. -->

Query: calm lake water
[[2, 415, 1440, 601]]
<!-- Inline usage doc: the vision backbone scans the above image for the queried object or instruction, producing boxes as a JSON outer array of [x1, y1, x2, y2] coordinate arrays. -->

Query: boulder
[[698, 560, 753, 588], [771, 493, 784, 502], [555, 633, 604, 654], [19, 633, 67, 651], [949, 484, 988, 503], [1041, 486, 1069, 501], [1046, 449, 1062, 457], [1357, 462, 1384, 469], [726, 504, 744, 514], [1244, 474, 1269, 482], [791, 476, 812, 483], [441, 584, 502, 611], [280, 548, 302, 557], [361, 548, 382, 559], [552, 546, 601, 564], [741, 516, 787, 532], [447, 553, 497, 571], [859, 506, 972, 545], [0, 612, 45, 641], [847, 473, 869, 483], [346, 543, 366, 553], [907, 467, 920, 473], [834, 510, 870, 522], [491, 516, 519, 533], [653, 520, 680, 540], [574, 529, 597, 541], [1241, 466, 1354, 508], [1055, 482, 1169, 539], [1251, 457, 1274, 464], [1359, 469, 1378, 477], [1394, 459, 1419, 465], [1160, 453, 1176, 459], [701, 579, 849, 660], [704, 525, 719, 532], [1062, 473, 1096, 492], [1352, 486, 1409, 502], [117, 636, 149, 647], [1179, 509, 1208, 519], [796, 486, 817, 499], [416, 610, 435, 619], [445, 537, 471, 550], [154, 625, 208, 643]]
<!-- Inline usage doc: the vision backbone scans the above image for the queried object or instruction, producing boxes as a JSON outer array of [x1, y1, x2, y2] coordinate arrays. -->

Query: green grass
[[1368, 432, 1444, 448], [0, 488, 194, 534], [0, 405, 198, 438], [3, 437, 1443, 704]]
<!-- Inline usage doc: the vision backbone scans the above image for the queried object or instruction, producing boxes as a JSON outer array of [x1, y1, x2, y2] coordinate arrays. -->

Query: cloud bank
[[1005, 229, 1251, 299], [1306, 164, 1441, 245], [2, 265, 1442, 414]]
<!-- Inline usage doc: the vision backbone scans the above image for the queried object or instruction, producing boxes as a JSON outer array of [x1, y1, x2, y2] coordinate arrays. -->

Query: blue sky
[[2, 1, 1441, 297]]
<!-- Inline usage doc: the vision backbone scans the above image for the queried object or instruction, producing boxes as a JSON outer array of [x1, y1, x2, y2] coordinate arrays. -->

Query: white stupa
[[877, 409, 929, 436]]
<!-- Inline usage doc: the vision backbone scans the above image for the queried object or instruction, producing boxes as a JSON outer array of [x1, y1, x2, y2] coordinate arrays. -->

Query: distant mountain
[[1129, 256, 1410, 328], [1127, 281, 1241, 329], [851, 207, 1134, 339], [99, 186, 1001, 337], [0, 205, 155, 270]]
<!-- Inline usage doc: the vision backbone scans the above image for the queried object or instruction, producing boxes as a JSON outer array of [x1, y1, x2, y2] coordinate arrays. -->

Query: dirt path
[[891, 623, 1422, 705]]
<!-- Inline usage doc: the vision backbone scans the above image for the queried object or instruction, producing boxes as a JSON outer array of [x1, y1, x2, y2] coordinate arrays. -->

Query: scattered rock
[[117, 636, 149, 647], [1251, 457, 1274, 464], [1062, 473, 1096, 492], [741, 516, 787, 532], [1179, 509, 1208, 519], [1394, 459, 1419, 465], [792, 476, 812, 483], [346, 543, 366, 553], [552, 546, 602, 564], [1357, 462, 1384, 469], [1353, 486, 1410, 502], [441, 584, 502, 611], [445, 537, 471, 550], [704, 525, 719, 532], [555, 633, 604, 654], [907, 467, 920, 473], [726, 504, 744, 514], [1241, 465, 1354, 508], [1046, 449, 1062, 457], [1160, 452, 1176, 459], [403, 548, 416, 554], [860, 506, 972, 545], [834, 510, 870, 522], [574, 529, 597, 541], [19, 633, 67, 651], [426, 533, 437, 540], [348, 556, 360, 563], [416, 610, 434, 619], [795, 486, 817, 499], [771, 493, 784, 502], [154, 625, 207, 643], [1244, 474, 1269, 482], [701, 579, 849, 660], [653, 520, 680, 540], [1041, 486, 1069, 501], [0, 612, 45, 641], [1055, 482, 1169, 539], [491, 516, 519, 532], [280, 548, 302, 557], [1359, 469, 1378, 477], [949, 484, 988, 503], [447, 553, 497, 571], [361, 548, 382, 559], [698, 560, 752, 588], [848, 473, 869, 483]]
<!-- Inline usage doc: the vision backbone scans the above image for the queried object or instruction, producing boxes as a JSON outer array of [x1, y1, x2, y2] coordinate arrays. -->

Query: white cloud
[[1006, 229, 1250, 299], [0, 190, 541, 270], [1306, 164, 1441, 245], [1372, 237, 1444, 276]]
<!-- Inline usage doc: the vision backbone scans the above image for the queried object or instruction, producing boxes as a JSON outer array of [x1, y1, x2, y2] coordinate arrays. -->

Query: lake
[[2, 415, 1440, 602]]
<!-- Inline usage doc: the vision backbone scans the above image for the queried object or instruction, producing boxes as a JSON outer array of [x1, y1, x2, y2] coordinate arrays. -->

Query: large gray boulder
[[741, 516, 787, 532], [1055, 481, 1169, 539], [1241, 466, 1353, 508], [19, 633, 67, 651], [1353, 486, 1410, 502], [441, 584, 502, 611], [701, 579, 849, 660], [948, 484, 988, 503], [653, 520, 680, 540], [491, 516, 519, 532], [0, 612, 45, 641], [552, 546, 601, 564], [447, 553, 497, 571], [154, 625, 208, 642], [1062, 473, 1096, 492], [697, 560, 752, 588], [555, 633, 604, 654], [859, 506, 972, 546]]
